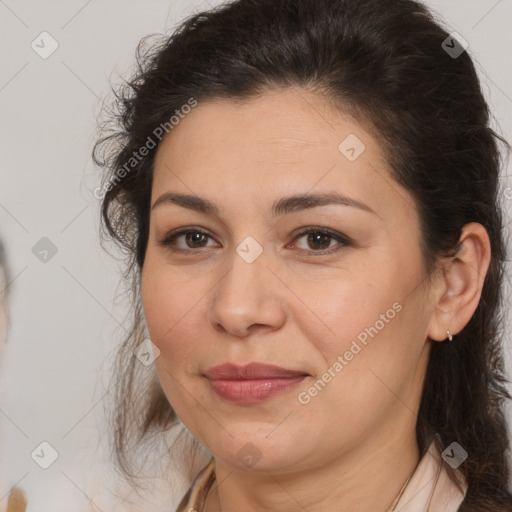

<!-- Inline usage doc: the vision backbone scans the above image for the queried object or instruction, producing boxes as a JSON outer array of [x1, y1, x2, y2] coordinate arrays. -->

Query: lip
[[204, 363, 309, 404], [204, 362, 309, 380]]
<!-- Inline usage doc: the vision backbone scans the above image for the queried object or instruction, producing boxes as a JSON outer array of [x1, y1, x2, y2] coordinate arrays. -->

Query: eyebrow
[[151, 191, 378, 217]]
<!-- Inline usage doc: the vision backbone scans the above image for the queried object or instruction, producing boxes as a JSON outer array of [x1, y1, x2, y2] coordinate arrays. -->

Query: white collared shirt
[[395, 441, 466, 511]]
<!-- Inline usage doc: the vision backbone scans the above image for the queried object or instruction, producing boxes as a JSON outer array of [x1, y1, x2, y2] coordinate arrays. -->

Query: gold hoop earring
[[446, 330, 453, 341]]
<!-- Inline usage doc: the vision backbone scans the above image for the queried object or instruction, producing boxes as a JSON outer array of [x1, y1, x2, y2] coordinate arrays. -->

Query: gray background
[[0, 0, 511, 510]]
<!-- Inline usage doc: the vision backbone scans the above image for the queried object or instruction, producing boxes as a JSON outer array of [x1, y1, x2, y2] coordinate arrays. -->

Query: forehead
[[151, 89, 413, 221]]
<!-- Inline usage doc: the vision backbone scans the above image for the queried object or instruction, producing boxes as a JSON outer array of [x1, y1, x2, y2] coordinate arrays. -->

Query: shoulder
[[5, 487, 27, 512]]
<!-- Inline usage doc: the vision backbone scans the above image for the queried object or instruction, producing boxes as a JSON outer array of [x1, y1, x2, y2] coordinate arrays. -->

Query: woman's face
[[141, 88, 436, 472]]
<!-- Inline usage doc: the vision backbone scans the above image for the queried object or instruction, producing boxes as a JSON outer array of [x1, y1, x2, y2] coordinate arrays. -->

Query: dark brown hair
[[93, 0, 512, 509]]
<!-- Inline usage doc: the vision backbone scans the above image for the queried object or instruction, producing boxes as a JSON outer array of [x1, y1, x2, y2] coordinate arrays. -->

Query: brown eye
[[292, 227, 353, 254], [306, 232, 332, 250], [159, 228, 217, 252], [184, 232, 209, 248]]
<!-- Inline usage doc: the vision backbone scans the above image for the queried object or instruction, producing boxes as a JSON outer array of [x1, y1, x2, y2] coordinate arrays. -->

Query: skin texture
[[141, 88, 490, 512]]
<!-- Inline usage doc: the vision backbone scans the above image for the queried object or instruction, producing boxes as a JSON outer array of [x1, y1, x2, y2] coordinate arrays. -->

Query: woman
[[0, 243, 27, 512], [93, 0, 512, 510]]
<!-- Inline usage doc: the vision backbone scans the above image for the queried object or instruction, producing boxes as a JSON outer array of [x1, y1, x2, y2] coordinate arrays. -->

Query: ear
[[428, 222, 491, 342]]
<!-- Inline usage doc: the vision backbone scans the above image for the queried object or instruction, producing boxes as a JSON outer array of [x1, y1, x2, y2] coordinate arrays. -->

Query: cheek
[[295, 287, 419, 436], [300, 252, 425, 394], [305, 270, 429, 416], [304, 270, 401, 354], [141, 262, 210, 414], [141, 260, 205, 360]]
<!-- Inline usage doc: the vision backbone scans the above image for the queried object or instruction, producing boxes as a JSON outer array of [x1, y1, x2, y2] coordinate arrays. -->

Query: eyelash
[[158, 226, 353, 255]]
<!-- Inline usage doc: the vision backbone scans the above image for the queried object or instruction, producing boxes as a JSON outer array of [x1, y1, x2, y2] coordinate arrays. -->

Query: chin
[[204, 430, 303, 472]]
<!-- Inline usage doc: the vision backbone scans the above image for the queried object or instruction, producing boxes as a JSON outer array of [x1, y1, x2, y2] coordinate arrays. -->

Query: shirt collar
[[174, 440, 467, 512]]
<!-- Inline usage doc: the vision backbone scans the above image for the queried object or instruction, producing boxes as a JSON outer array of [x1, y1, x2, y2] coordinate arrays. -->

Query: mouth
[[204, 362, 309, 404]]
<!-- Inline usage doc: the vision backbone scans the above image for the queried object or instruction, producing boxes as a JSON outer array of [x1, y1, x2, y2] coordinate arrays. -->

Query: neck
[[204, 424, 421, 512]]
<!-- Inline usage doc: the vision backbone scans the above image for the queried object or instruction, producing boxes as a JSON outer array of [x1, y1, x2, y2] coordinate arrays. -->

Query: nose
[[207, 248, 287, 338]]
